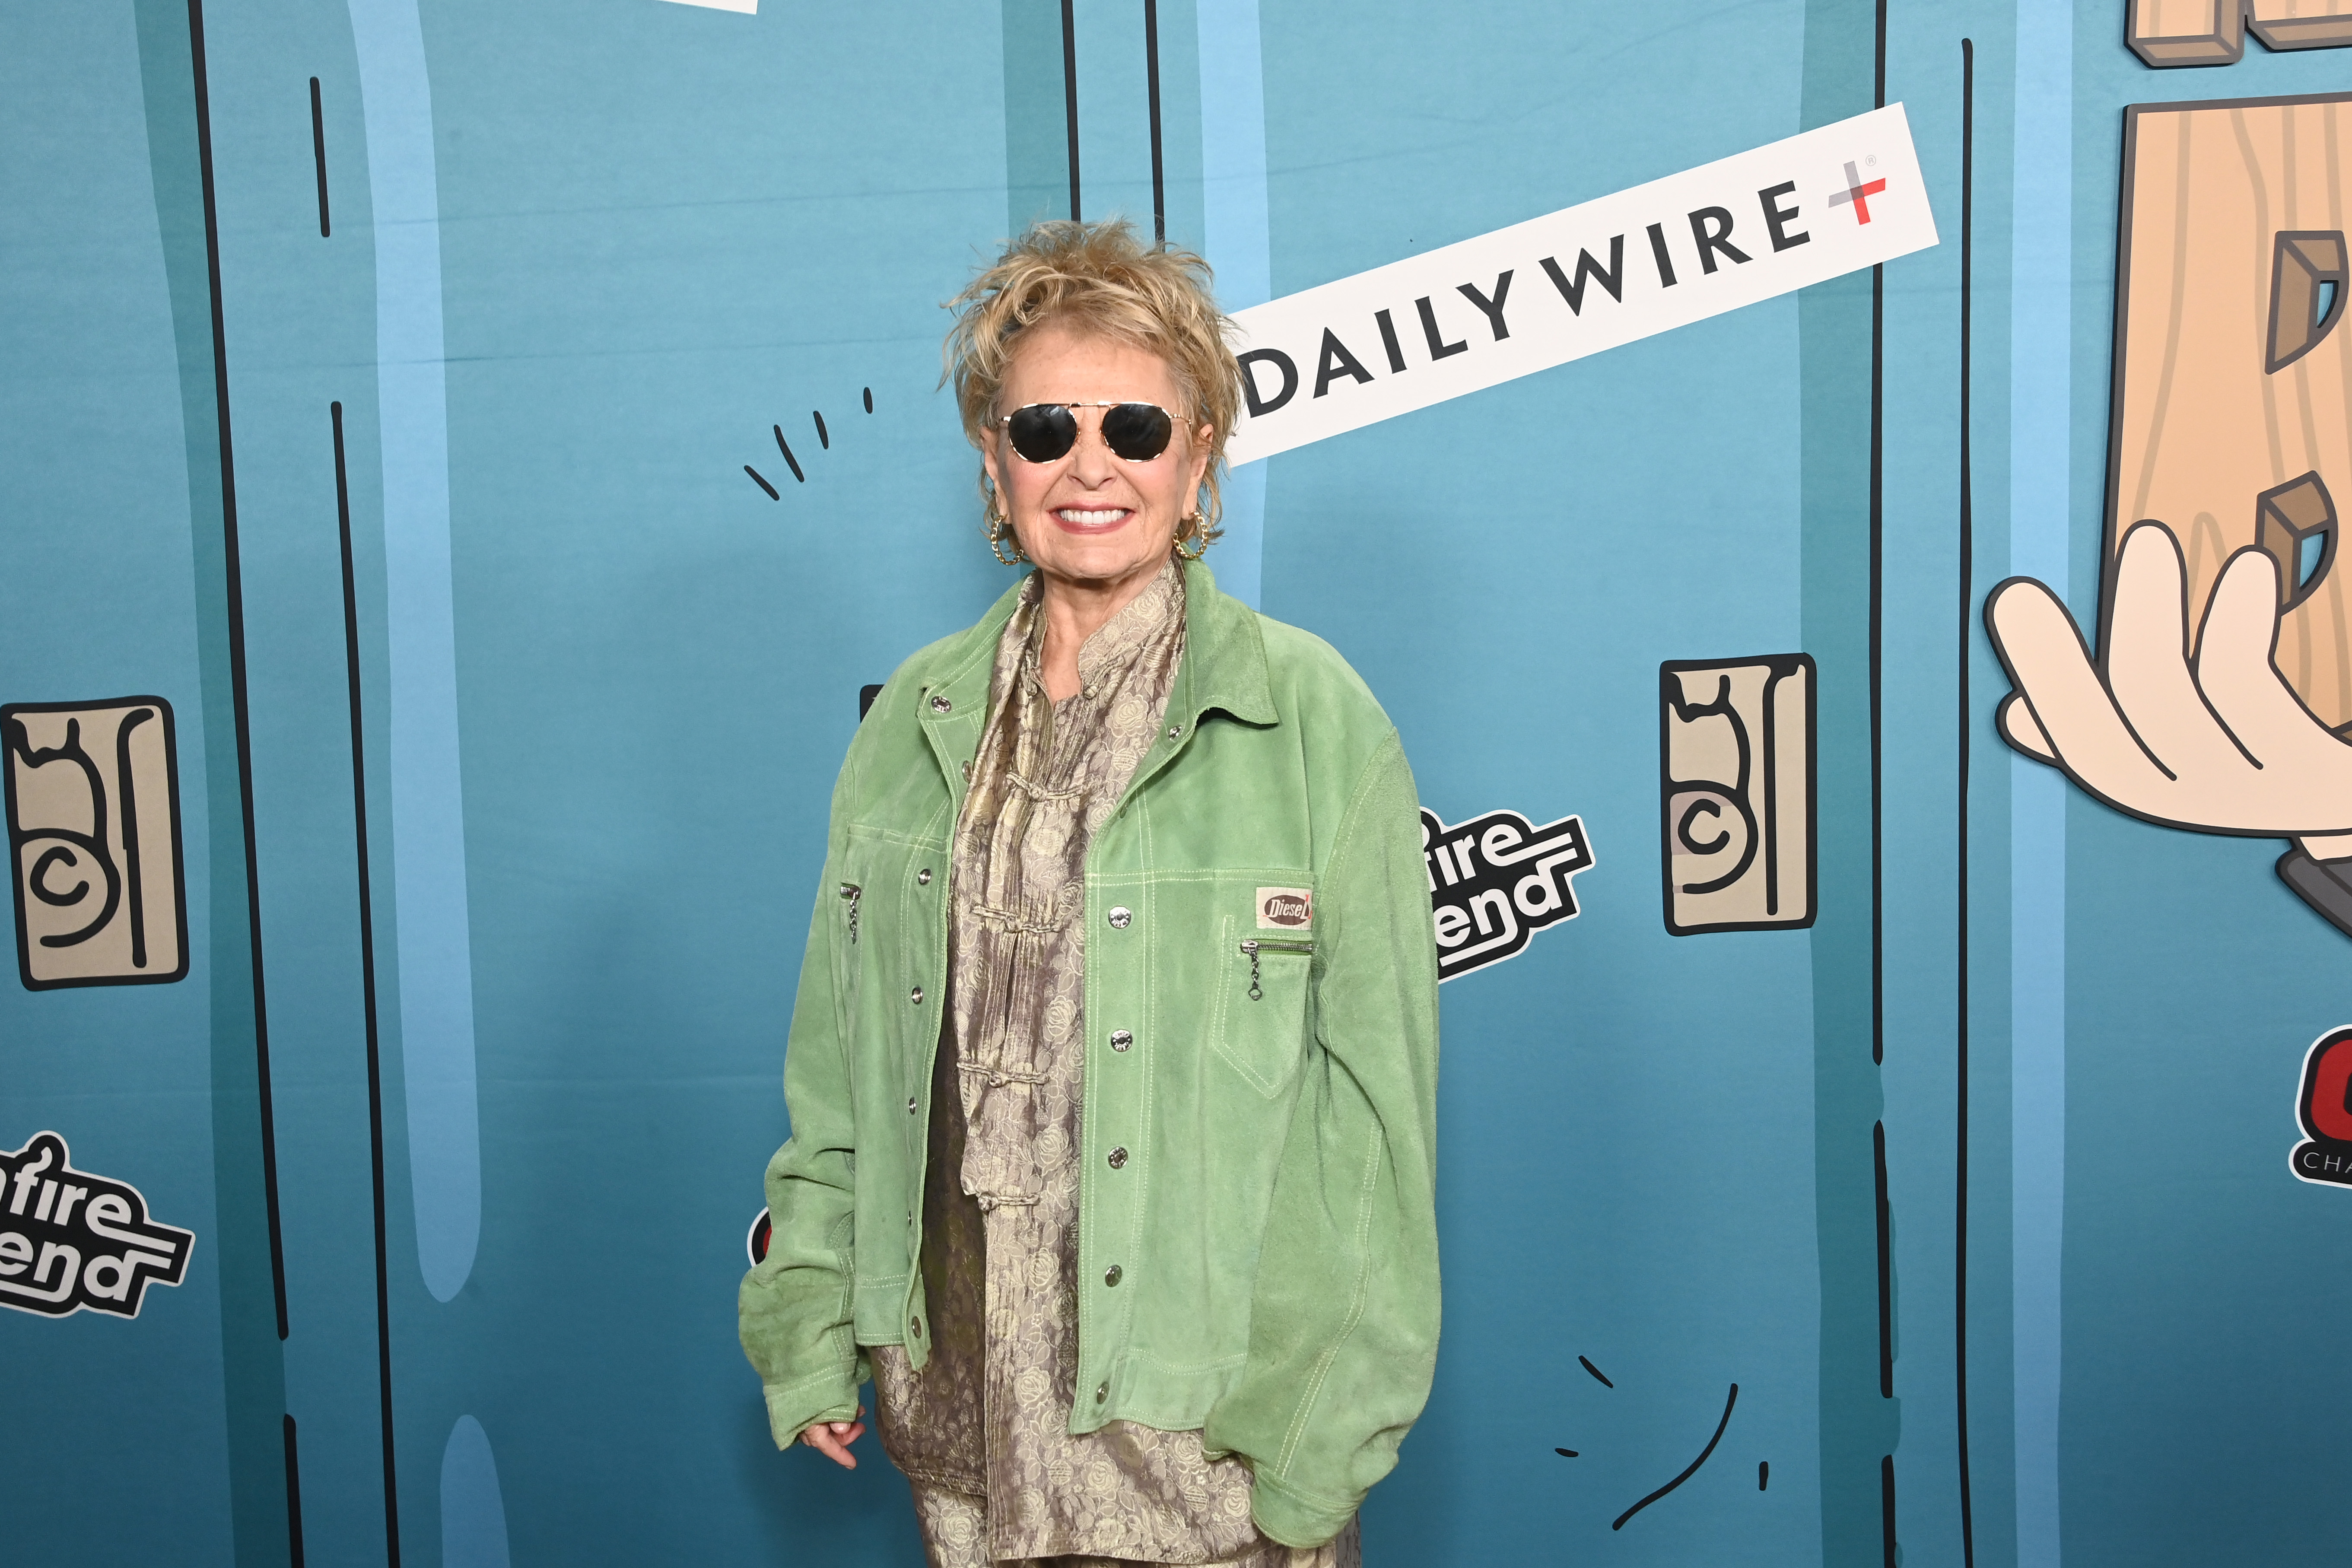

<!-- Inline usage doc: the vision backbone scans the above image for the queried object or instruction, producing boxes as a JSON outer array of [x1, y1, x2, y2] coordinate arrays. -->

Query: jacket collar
[[918, 559, 1278, 731], [1171, 560, 1278, 728]]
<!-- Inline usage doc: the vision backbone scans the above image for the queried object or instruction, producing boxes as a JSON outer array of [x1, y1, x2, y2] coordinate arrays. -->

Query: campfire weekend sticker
[[1423, 807, 1594, 982], [1224, 104, 1935, 464], [0, 1132, 193, 1319]]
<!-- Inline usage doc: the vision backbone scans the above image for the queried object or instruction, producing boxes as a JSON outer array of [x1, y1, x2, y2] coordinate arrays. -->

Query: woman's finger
[[1986, 576, 2177, 811], [2194, 549, 2342, 766], [2104, 524, 2231, 776]]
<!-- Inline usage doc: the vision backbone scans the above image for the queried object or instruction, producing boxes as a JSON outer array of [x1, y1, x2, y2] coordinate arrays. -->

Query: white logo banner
[[1224, 103, 1936, 464]]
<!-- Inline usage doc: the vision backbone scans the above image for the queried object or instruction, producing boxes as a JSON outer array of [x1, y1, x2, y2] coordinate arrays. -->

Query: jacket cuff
[[763, 1369, 861, 1449], [1249, 1469, 1357, 1550]]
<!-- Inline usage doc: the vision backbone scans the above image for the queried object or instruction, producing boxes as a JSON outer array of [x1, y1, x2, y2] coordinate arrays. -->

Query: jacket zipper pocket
[[1238, 937, 1314, 1001], [840, 882, 861, 944]]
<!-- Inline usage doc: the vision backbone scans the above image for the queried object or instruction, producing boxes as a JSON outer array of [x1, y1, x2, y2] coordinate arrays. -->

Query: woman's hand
[[799, 1406, 868, 1469], [1988, 523, 2352, 843]]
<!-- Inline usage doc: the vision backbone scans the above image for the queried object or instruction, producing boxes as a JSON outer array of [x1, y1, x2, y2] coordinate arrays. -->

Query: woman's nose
[[1066, 419, 1117, 483]]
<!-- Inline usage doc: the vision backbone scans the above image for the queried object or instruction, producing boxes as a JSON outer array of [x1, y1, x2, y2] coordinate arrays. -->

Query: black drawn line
[[1875, 1120, 1894, 1398], [332, 401, 403, 1566], [1882, 1454, 1898, 1567], [310, 76, 329, 236], [1579, 1355, 1613, 1388], [1762, 664, 1780, 915], [1061, 0, 1080, 219], [1870, 0, 1885, 1075], [812, 410, 829, 449], [189, 0, 290, 1343], [1759, 1460, 1770, 1491], [1611, 1383, 1738, 1531], [1955, 37, 1978, 1568], [745, 465, 779, 500], [1554, 1447, 1579, 1458], [863, 386, 874, 413], [117, 708, 155, 967], [1144, 0, 1165, 241], [284, 1413, 307, 1566], [309, 77, 330, 237], [772, 425, 806, 483]]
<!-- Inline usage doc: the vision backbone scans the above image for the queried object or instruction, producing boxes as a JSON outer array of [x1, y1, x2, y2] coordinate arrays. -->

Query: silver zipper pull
[[1238, 936, 1313, 1001], [839, 883, 861, 944]]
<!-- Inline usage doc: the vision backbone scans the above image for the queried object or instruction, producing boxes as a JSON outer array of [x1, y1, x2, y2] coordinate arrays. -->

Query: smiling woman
[[737, 219, 1442, 1567]]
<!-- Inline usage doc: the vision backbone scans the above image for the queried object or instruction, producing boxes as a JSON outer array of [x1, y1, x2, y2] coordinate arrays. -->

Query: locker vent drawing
[[3, 699, 187, 989]]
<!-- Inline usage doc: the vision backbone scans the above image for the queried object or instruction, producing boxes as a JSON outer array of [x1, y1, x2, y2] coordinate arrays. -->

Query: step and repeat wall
[[5, 1, 2350, 1563]]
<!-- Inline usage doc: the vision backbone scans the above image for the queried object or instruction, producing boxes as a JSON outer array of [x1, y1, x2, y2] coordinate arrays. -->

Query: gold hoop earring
[[987, 505, 1028, 566], [1173, 515, 1207, 562]]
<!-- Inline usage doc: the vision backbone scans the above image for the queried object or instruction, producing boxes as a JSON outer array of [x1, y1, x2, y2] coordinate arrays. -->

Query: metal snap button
[[1166, 725, 1181, 740], [930, 694, 952, 713], [917, 868, 932, 885], [910, 986, 924, 1004], [961, 762, 973, 781], [1095, 1381, 1109, 1403], [1107, 1147, 1128, 1168], [911, 1316, 923, 1338], [907, 1097, 919, 1113], [1107, 906, 1132, 929], [1104, 1264, 1122, 1287], [1109, 1030, 1132, 1052]]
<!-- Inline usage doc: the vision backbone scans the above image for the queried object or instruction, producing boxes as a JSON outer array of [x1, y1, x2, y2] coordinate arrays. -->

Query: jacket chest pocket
[[1211, 915, 1314, 1097]]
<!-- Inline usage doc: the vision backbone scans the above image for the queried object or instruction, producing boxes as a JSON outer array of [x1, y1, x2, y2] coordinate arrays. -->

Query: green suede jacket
[[738, 561, 1440, 1548]]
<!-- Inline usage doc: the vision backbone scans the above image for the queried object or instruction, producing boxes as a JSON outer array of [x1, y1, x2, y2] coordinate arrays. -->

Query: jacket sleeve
[[738, 761, 868, 1448], [1205, 729, 1442, 1547]]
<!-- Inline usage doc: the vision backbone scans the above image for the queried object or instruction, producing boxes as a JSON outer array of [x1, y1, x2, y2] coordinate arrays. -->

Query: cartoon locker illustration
[[1988, 91, 2352, 936]]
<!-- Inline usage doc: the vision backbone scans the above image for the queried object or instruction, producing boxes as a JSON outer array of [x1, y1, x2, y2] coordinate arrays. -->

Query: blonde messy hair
[[945, 219, 1241, 546]]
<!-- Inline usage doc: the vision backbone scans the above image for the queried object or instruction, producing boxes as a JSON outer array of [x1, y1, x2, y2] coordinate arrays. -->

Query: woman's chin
[[1030, 530, 1171, 585]]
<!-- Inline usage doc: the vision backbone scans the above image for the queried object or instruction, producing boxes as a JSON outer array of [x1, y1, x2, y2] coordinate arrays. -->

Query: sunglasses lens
[[1007, 404, 1078, 463], [1101, 402, 1174, 461]]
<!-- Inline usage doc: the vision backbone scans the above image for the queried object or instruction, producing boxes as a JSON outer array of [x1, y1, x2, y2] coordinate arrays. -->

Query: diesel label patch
[[1256, 887, 1313, 929]]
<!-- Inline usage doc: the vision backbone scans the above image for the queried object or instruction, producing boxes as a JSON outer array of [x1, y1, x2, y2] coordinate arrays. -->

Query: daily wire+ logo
[[1423, 806, 1594, 981], [0, 1132, 193, 1319]]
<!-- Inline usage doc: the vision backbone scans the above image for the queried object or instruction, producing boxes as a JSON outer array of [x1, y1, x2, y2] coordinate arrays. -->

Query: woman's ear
[[979, 435, 1006, 505], [1188, 423, 1214, 506]]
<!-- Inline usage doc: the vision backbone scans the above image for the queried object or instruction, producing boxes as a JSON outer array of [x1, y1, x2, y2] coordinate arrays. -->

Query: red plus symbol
[[1830, 159, 1888, 224]]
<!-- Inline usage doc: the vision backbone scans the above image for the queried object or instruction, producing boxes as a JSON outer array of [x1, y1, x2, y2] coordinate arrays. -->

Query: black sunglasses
[[998, 401, 1176, 464]]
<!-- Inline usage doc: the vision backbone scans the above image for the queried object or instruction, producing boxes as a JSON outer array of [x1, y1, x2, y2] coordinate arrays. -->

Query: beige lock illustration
[[4, 698, 187, 989]]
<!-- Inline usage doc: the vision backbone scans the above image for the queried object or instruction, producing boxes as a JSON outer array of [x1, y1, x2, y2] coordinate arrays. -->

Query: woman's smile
[[1052, 506, 1135, 528]]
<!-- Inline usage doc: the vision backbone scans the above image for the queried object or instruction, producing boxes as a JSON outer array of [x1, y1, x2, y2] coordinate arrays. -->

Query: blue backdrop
[[3, 2, 2348, 1564]]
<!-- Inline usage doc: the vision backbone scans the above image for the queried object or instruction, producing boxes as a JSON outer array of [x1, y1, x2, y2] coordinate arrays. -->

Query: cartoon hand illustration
[[1987, 522, 2352, 857]]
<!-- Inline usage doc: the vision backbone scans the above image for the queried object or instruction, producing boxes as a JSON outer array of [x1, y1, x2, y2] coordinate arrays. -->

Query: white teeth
[[1057, 508, 1128, 524]]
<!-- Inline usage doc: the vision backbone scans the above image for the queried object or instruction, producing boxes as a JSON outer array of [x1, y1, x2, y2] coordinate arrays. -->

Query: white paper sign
[[1224, 103, 1936, 464]]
